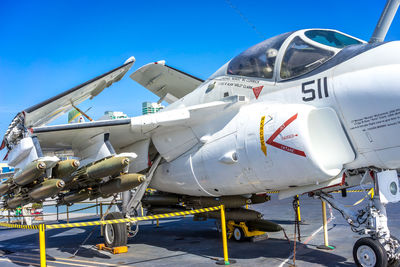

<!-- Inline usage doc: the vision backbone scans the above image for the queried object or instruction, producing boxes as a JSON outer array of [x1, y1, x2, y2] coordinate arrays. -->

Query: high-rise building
[[0, 163, 14, 183], [142, 102, 164, 115], [99, 111, 128, 120], [0, 163, 13, 174]]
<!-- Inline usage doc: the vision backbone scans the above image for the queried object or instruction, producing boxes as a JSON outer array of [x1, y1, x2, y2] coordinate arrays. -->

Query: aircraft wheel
[[103, 212, 128, 247], [353, 237, 388, 267], [233, 227, 245, 242]]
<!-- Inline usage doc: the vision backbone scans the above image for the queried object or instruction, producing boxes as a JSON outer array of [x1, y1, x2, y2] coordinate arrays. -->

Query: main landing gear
[[315, 170, 400, 267], [103, 212, 128, 248]]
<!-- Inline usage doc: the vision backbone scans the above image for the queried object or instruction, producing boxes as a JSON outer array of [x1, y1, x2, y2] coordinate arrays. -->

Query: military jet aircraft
[[2, 0, 400, 265]]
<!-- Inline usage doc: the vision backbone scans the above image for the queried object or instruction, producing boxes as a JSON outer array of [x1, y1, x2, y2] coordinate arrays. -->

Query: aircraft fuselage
[[150, 30, 400, 197]]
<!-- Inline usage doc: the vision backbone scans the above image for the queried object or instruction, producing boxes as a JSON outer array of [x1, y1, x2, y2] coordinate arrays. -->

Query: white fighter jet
[[2, 0, 400, 265]]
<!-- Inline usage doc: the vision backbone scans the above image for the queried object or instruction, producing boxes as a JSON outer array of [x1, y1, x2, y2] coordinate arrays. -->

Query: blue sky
[[1, 0, 400, 161]]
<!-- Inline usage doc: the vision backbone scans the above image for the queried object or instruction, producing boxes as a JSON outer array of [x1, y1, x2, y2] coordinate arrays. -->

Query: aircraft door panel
[[332, 43, 400, 169]]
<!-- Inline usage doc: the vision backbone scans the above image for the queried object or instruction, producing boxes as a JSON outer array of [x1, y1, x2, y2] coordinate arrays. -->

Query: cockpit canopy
[[227, 32, 291, 79], [219, 29, 364, 81]]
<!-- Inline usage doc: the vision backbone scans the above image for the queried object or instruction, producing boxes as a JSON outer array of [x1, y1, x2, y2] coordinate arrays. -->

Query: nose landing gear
[[315, 170, 400, 267], [353, 237, 388, 267]]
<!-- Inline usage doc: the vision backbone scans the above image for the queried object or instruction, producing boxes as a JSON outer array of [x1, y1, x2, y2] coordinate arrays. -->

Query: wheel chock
[[96, 243, 128, 254]]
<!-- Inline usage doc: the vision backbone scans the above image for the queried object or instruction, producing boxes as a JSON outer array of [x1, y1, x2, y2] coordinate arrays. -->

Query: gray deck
[[0, 192, 398, 266]]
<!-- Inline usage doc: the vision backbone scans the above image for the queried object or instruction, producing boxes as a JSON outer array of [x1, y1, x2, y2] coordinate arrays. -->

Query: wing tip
[[124, 56, 136, 65]]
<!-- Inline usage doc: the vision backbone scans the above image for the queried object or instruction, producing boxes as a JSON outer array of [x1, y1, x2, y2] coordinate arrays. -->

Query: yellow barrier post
[[216, 204, 235, 265], [296, 195, 301, 223], [39, 224, 46, 267], [322, 200, 328, 247], [317, 200, 334, 250]]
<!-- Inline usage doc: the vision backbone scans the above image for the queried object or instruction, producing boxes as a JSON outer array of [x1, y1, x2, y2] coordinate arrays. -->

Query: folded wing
[[24, 57, 136, 128], [130, 60, 203, 103], [2, 57, 135, 151]]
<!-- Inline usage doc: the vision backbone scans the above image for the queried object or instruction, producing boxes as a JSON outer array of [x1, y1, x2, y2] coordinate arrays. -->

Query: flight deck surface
[[0, 192, 398, 266]]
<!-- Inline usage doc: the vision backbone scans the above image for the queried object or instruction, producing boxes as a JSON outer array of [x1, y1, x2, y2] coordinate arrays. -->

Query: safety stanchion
[[216, 205, 235, 265], [317, 200, 335, 250], [296, 195, 301, 223], [39, 224, 46, 267]]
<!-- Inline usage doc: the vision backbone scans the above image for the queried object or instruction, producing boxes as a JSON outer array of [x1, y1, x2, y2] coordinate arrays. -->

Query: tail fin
[[68, 110, 85, 123]]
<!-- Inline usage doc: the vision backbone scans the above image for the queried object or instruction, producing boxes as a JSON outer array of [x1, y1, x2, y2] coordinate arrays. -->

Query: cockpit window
[[305, 30, 362, 48], [280, 37, 335, 79], [227, 32, 291, 79]]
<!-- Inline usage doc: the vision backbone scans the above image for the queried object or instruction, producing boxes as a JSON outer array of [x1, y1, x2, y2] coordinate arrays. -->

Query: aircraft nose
[[332, 41, 400, 169]]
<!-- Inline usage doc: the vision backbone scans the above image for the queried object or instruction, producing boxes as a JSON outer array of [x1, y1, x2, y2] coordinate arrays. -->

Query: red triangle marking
[[252, 86, 264, 99], [266, 113, 306, 157]]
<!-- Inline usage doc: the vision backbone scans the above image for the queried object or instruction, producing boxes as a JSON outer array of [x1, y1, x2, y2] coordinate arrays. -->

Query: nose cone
[[333, 41, 400, 169]]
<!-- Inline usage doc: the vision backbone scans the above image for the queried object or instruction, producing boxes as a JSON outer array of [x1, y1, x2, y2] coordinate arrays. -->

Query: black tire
[[353, 237, 388, 267], [103, 212, 127, 248], [233, 227, 245, 242]]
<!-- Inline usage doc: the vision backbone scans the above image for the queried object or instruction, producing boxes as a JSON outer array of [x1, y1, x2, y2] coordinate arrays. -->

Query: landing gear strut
[[315, 170, 400, 267]]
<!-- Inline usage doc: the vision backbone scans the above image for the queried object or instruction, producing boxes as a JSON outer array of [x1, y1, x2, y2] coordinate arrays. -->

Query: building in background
[[0, 163, 14, 183], [0, 163, 13, 174], [142, 102, 164, 115], [99, 111, 128, 120]]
